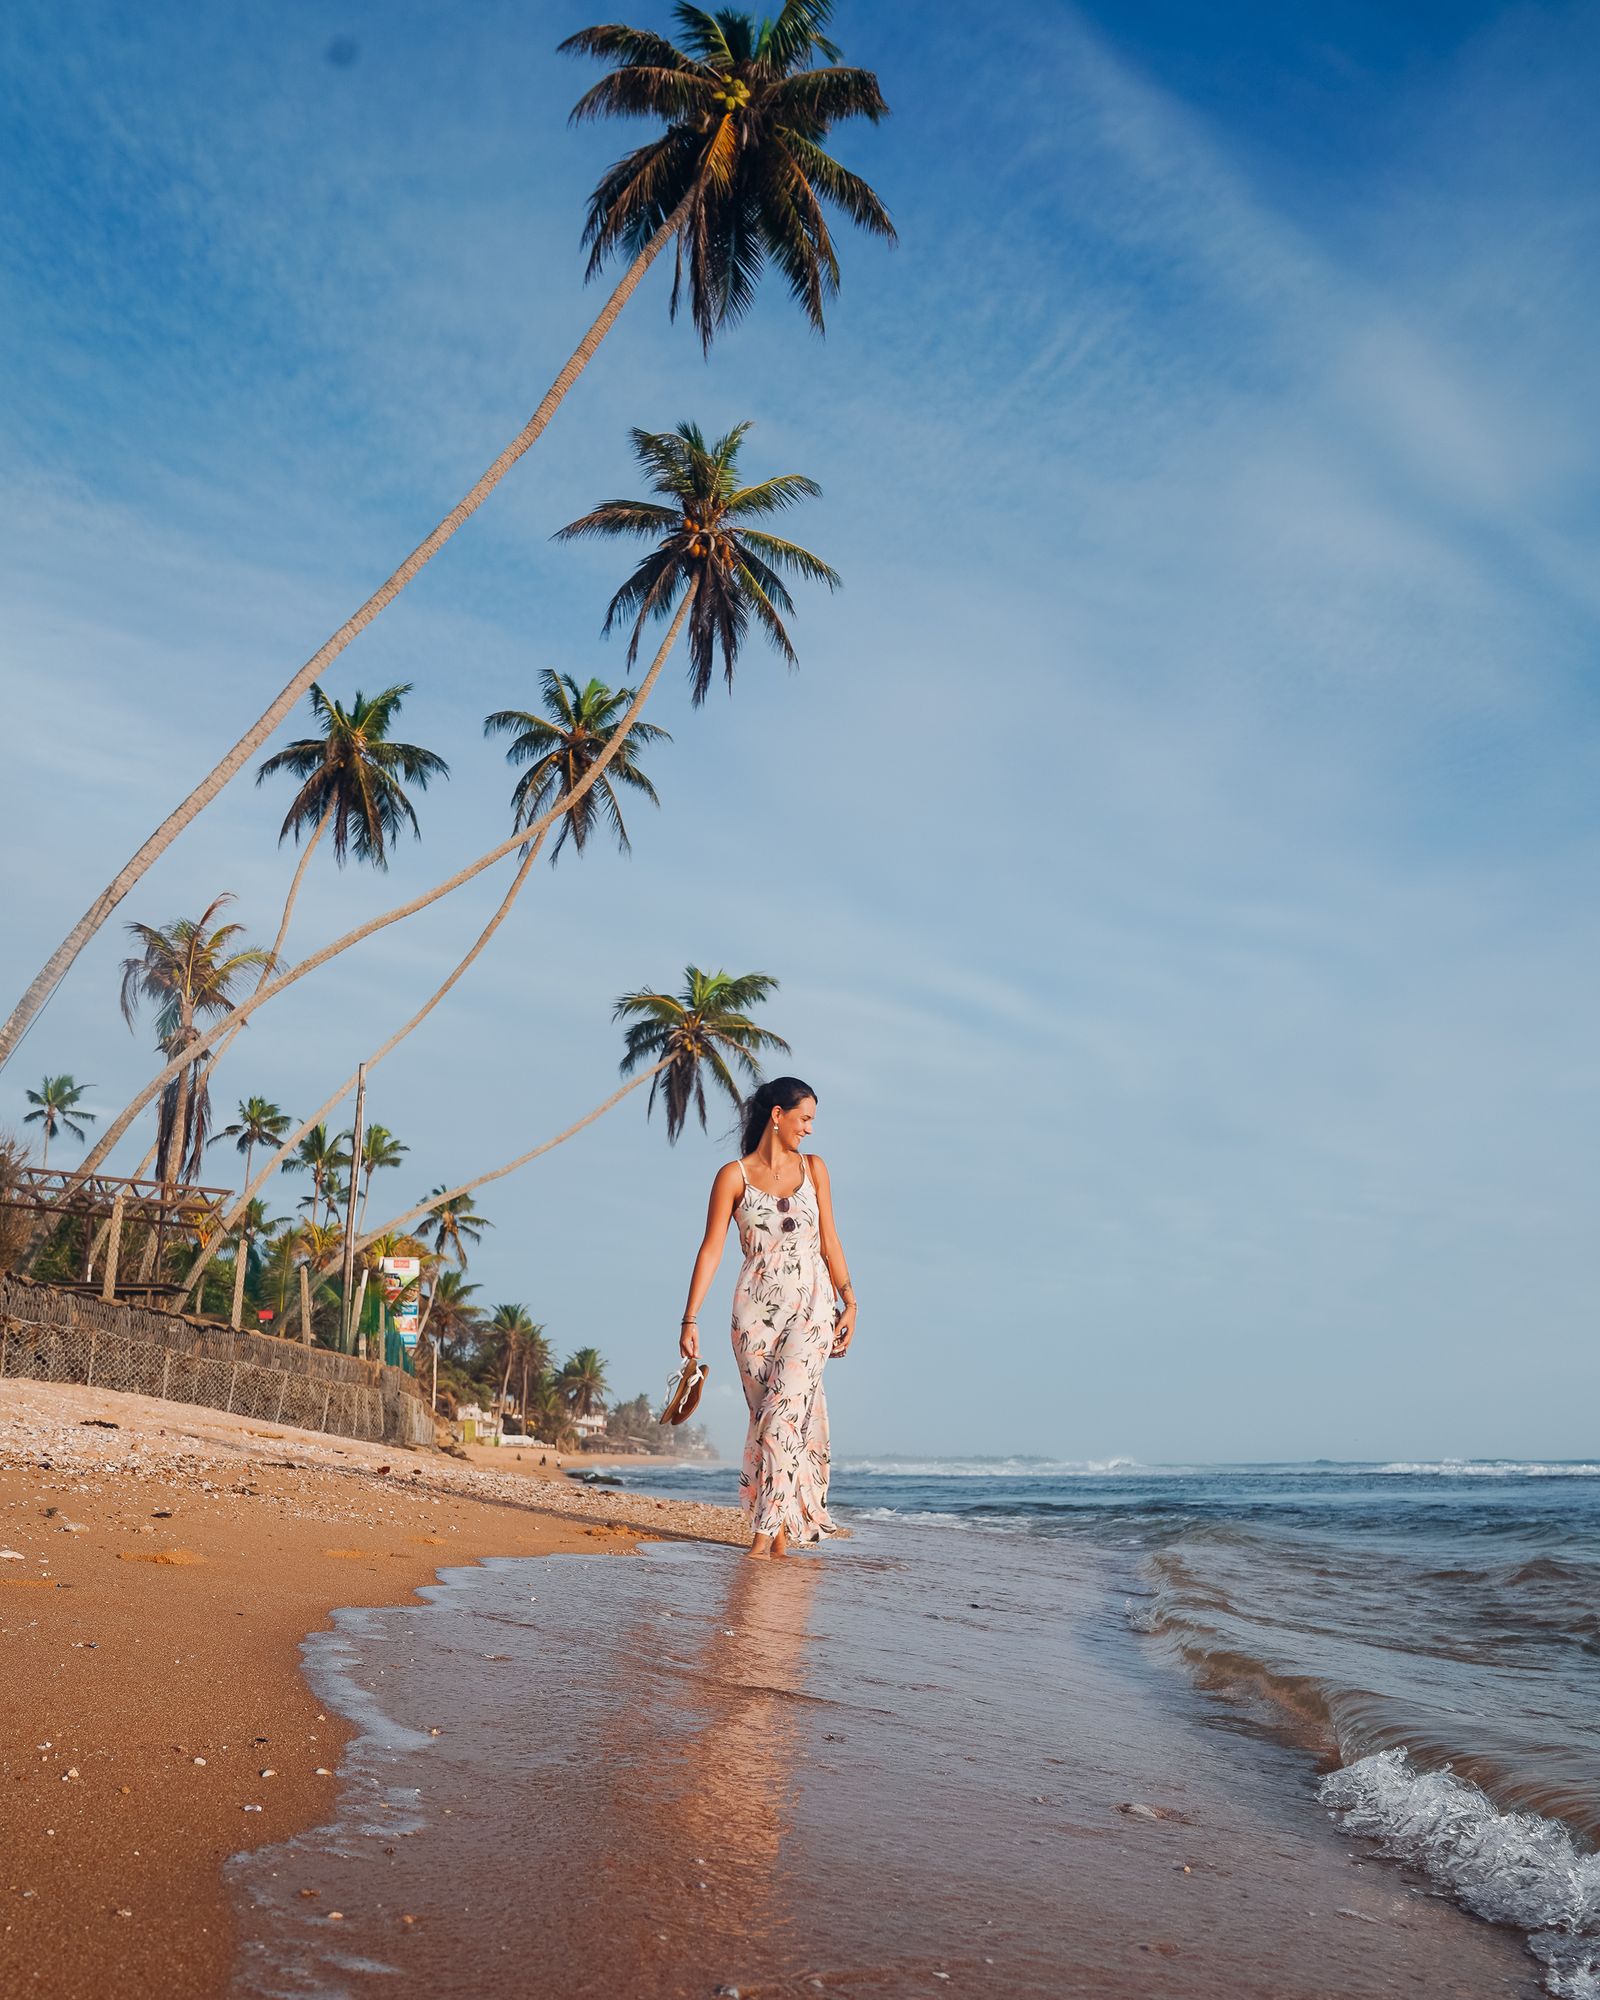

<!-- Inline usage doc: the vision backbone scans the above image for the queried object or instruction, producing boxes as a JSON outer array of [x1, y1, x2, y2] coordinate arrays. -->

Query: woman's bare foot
[[771, 1526, 790, 1559], [746, 1533, 775, 1560]]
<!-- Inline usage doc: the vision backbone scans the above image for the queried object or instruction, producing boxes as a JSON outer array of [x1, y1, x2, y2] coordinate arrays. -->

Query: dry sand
[[0, 1379, 741, 1999]]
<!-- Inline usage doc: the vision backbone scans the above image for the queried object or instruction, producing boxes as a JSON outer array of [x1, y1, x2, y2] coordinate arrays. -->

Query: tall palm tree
[[424, 1189, 492, 1270], [118, 897, 274, 1185], [77, 421, 832, 1187], [566, 2, 893, 348], [23, 1075, 96, 1168], [257, 684, 449, 869], [0, 0, 891, 1074], [484, 672, 669, 861], [280, 1123, 347, 1230], [354, 965, 786, 1253], [210, 1096, 291, 1194], [557, 419, 840, 703], [558, 1346, 610, 1419], [616, 965, 789, 1140], [354, 1124, 409, 1232]]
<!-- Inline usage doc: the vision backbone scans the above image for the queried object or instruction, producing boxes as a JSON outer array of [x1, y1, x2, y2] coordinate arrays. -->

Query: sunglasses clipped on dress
[[660, 1357, 710, 1426]]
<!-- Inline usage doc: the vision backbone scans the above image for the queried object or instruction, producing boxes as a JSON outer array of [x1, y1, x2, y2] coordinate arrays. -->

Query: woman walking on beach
[[679, 1078, 857, 1559]]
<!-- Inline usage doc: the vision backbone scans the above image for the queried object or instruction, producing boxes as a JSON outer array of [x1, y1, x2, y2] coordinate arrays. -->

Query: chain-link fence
[[0, 1276, 434, 1447]]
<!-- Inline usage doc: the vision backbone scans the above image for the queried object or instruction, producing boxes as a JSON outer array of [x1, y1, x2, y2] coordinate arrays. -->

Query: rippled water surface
[[607, 1456, 1600, 1996]]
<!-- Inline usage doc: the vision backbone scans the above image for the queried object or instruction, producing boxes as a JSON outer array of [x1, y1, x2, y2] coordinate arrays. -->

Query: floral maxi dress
[[731, 1156, 838, 1542]]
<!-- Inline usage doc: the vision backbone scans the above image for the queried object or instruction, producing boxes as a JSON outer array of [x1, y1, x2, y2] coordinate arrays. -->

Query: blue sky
[[3, 1, 1598, 1462]]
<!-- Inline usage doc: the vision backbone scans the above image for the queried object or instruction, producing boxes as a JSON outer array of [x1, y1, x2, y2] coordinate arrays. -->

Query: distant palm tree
[[355, 965, 787, 1252], [526, 1371, 578, 1450], [210, 1096, 291, 1194], [23, 1075, 96, 1168], [281, 1123, 348, 1230], [484, 672, 668, 862], [119, 897, 274, 1184], [0, 0, 892, 1074], [420, 1268, 483, 1358], [257, 684, 449, 870], [489, 1305, 550, 1418], [564, 2, 894, 349], [558, 1346, 609, 1419], [354, 1124, 409, 1232], [557, 420, 840, 703], [616, 965, 789, 1141], [424, 1189, 492, 1270], [288, 1219, 341, 1343]]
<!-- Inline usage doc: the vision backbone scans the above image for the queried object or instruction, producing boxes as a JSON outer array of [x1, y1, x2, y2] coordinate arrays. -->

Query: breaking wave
[[1321, 1751, 1600, 1999]]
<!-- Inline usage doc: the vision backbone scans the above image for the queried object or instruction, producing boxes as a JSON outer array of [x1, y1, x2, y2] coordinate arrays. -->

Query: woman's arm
[[810, 1156, 858, 1354], [678, 1162, 744, 1359]]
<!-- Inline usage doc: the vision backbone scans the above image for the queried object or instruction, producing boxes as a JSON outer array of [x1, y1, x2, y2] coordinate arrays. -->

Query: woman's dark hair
[[740, 1076, 816, 1156]]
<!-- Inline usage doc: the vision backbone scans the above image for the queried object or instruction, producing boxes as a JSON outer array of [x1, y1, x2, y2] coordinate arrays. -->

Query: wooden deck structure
[[0, 1167, 231, 1306]]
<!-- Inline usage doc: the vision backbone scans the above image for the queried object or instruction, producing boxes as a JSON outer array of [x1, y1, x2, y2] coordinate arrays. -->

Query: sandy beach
[[4, 1377, 1558, 1999], [0, 1379, 741, 1999]]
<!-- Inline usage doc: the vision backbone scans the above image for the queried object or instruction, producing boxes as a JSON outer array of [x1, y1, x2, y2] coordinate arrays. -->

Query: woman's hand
[[678, 1320, 700, 1360], [830, 1303, 856, 1357]]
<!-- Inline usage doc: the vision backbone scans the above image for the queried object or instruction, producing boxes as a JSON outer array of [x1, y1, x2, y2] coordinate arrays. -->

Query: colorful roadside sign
[[378, 1255, 423, 1345]]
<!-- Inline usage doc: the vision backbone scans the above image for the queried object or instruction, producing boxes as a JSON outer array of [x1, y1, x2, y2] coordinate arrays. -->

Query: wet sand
[[2, 1381, 1548, 1998], [0, 1380, 741, 2000], [232, 1524, 1544, 1999]]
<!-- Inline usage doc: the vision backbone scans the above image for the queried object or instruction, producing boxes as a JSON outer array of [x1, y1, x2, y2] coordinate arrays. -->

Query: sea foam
[[1320, 1749, 1600, 1999]]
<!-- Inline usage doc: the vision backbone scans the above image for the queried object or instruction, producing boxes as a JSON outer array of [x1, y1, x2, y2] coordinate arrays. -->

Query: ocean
[[228, 1458, 1600, 1999]]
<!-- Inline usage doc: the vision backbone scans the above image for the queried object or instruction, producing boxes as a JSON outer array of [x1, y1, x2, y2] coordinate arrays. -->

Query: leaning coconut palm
[[75, 420, 833, 1187], [257, 684, 449, 870], [565, 2, 894, 349], [616, 965, 789, 1140], [351, 965, 786, 1257], [0, 0, 891, 1074], [485, 673, 668, 861], [118, 898, 274, 1186], [557, 419, 840, 703], [23, 1075, 96, 1168], [209, 1096, 291, 1194], [424, 1189, 492, 1270]]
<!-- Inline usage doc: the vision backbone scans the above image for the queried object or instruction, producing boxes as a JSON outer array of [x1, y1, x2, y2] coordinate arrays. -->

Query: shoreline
[[0, 1379, 743, 1999]]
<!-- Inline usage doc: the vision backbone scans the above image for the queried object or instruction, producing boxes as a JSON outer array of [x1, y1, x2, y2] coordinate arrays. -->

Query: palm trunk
[[73, 587, 694, 1182], [39, 1128, 49, 1170], [498, 1347, 515, 1417], [174, 817, 552, 1307], [350, 1061, 667, 1263], [0, 201, 695, 1079], [229, 1228, 249, 1330]]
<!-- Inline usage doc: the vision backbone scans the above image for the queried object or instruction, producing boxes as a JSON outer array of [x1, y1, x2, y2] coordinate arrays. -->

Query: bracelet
[[681, 1316, 698, 1325]]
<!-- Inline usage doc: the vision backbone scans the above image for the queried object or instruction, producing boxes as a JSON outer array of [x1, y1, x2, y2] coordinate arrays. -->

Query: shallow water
[[615, 1456, 1600, 1996], [230, 1514, 1542, 1999]]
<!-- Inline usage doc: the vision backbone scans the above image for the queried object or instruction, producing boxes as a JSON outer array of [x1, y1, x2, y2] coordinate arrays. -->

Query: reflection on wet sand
[[573, 1552, 824, 1995]]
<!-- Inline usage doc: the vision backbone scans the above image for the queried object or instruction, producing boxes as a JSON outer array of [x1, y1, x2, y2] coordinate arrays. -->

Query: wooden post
[[100, 1194, 126, 1302], [298, 1261, 313, 1347]]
